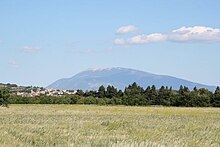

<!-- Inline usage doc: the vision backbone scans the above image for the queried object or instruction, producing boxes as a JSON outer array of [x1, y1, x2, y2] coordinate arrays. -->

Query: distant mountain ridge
[[47, 67, 216, 91]]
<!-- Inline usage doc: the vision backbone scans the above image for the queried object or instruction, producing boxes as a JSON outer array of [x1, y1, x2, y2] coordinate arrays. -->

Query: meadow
[[0, 105, 220, 147]]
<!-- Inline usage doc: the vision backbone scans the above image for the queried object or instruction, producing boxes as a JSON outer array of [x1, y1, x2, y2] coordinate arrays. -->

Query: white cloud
[[114, 26, 220, 45], [116, 25, 138, 34], [169, 26, 220, 42], [21, 46, 40, 54], [8, 60, 19, 68], [128, 33, 167, 44]]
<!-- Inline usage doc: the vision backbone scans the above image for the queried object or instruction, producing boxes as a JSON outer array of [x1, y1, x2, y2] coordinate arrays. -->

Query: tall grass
[[0, 105, 220, 147]]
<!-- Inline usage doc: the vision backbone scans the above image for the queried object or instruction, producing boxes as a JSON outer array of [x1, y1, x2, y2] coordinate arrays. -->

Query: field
[[0, 105, 220, 147]]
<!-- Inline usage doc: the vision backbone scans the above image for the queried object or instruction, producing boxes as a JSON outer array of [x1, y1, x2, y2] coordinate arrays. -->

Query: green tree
[[0, 87, 10, 107], [123, 82, 146, 105], [190, 88, 211, 107], [149, 85, 158, 105], [70, 95, 78, 104], [117, 89, 123, 97], [83, 90, 97, 97], [76, 90, 84, 96], [213, 86, 220, 107], [98, 85, 105, 98], [144, 86, 151, 105], [157, 86, 165, 105], [106, 85, 117, 98], [174, 86, 191, 106], [158, 86, 172, 106]]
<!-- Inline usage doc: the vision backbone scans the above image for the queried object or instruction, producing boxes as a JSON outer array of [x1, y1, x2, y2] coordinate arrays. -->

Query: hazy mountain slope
[[47, 67, 216, 91]]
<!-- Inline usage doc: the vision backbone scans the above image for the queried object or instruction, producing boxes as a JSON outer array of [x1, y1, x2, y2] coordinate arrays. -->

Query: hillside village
[[16, 88, 77, 97], [0, 83, 77, 97]]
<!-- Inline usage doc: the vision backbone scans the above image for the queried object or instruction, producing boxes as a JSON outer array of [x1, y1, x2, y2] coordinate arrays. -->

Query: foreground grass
[[0, 105, 220, 147]]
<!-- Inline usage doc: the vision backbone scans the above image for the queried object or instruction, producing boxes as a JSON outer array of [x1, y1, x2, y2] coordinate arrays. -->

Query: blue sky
[[1, 0, 220, 87]]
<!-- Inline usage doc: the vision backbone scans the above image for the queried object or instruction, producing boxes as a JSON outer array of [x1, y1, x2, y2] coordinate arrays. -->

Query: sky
[[0, 0, 220, 87]]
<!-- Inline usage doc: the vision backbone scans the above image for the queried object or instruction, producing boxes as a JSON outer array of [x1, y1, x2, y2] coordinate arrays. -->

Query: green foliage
[[75, 90, 84, 96], [83, 90, 97, 97], [0, 87, 10, 107], [158, 86, 172, 106], [106, 85, 118, 98], [148, 85, 158, 105], [213, 86, 220, 107], [7, 83, 220, 107], [98, 85, 105, 98], [190, 88, 211, 107]]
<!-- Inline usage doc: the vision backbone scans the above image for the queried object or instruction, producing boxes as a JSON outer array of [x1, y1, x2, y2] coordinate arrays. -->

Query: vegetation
[[0, 87, 9, 107], [2, 83, 220, 146], [0, 83, 44, 93], [0, 105, 219, 146], [213, 86, 220, 107], [8, 83, 220, 107]]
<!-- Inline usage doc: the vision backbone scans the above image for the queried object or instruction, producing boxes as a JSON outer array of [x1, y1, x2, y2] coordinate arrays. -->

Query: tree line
[[1, 82, 220, 107]]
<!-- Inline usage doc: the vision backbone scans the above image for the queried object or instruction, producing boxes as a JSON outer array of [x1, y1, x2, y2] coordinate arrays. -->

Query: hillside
[[47, 67, 216, 91]]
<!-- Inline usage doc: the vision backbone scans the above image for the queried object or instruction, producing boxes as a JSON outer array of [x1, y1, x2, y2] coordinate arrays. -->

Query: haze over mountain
[[47, 67, 216, 91]]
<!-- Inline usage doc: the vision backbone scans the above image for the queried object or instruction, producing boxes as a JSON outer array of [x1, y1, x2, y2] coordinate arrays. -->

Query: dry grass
[[0, 105, 220, 147]]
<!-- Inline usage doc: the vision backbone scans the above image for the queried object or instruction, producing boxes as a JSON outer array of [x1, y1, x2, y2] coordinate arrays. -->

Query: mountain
[[47, 67, 216, 91]]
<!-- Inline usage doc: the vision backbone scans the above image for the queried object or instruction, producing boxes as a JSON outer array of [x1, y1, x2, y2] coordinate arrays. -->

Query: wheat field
[[0, 105, 220, 147]]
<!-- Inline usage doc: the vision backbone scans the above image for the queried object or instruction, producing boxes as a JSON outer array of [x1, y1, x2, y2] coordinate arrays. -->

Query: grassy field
[[0, 105, 220, 147]]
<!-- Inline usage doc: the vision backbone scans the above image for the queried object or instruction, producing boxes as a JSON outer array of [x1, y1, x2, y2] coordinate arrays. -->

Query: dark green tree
[[83, 90, 97, 97], [123, 82, 146, 105], [158, 86, 172, 106], [98, 85, 105, 98], [174, 85, 191, 106], [212, 86, 220, 107], [149, 85, 158, 105], [76, 90, 84, 96], [0, 87, 10, 107], [157, 86, 165, 105], [144, 86, 151, 105], [117, 89, 123, 97], [125, 82, 142, 96], [193, 86, 197, 92], [106, 85, 117, 98], [190, 88, 211, 107]]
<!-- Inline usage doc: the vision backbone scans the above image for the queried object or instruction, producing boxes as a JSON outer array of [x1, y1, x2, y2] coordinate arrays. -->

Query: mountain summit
[[47, 67, 215, 91]]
